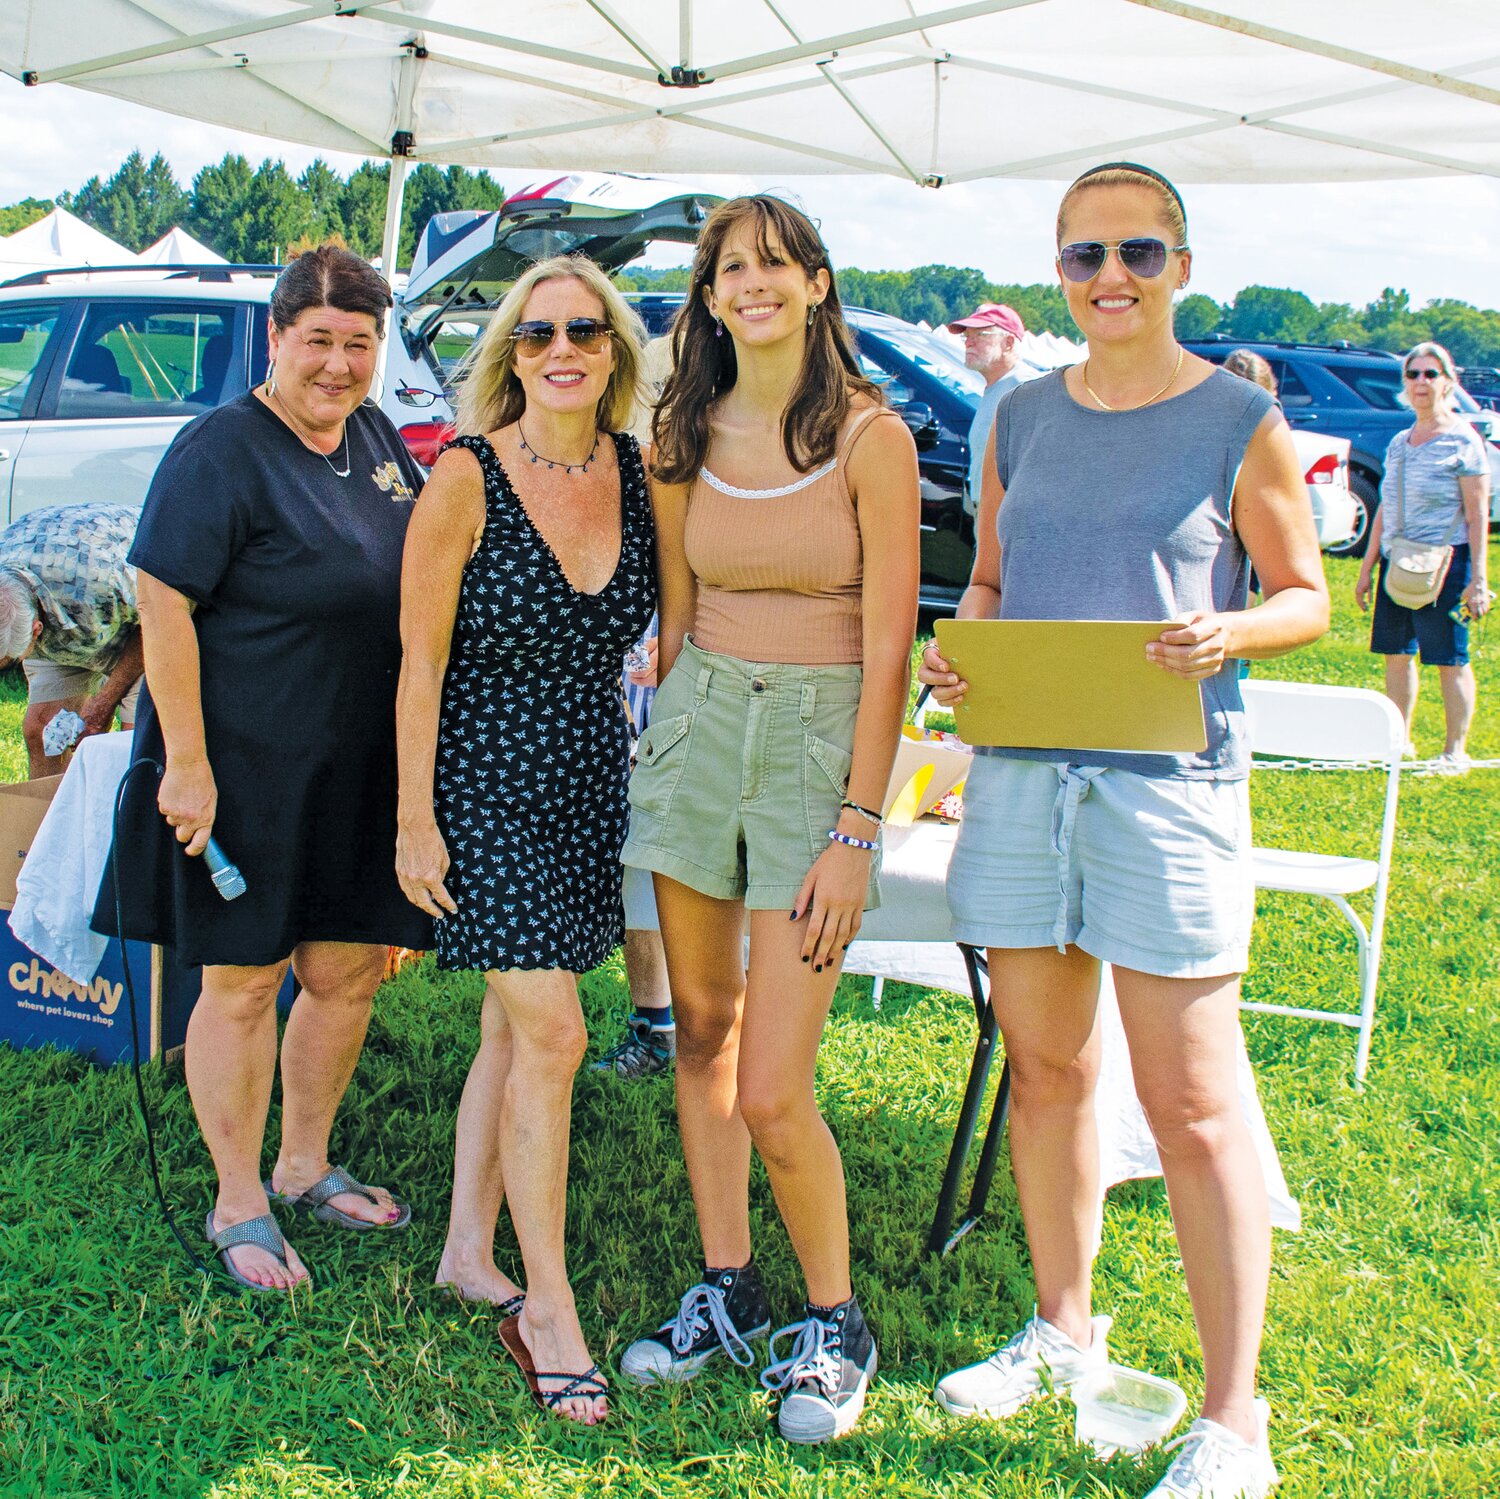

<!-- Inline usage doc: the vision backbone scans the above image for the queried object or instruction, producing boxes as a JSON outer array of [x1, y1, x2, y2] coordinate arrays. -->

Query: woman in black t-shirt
[[97, 247, 431, 1294]]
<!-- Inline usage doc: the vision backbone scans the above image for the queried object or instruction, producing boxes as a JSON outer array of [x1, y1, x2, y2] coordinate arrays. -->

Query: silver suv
[[0, 173, 719, 521]]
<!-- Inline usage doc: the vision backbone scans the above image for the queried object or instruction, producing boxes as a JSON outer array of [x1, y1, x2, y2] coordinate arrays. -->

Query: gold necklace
[[1082, 346, 1185, 412]]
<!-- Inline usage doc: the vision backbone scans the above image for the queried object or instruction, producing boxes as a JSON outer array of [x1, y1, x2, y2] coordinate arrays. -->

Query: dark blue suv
[[1184, 338, 1499, 556], [628, 294, 982, 609]]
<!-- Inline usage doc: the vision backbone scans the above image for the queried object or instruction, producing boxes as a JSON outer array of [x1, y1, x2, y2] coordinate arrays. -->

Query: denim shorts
[[1369, 544, 1470, 667], [622, 636, 882, 911], [948, 755, 1253, 979]]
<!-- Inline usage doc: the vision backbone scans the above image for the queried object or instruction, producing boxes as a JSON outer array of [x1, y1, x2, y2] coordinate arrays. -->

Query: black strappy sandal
[[498, 1313, 609, 1419]]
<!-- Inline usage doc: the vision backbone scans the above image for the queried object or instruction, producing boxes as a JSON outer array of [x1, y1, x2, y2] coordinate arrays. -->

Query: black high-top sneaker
[[620, 1260, 772, 1384], [761, 1294, 878, 1443]]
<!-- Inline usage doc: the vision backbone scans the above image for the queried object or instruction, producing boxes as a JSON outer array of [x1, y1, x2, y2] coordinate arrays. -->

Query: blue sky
[[6, 74, 1499, 311]]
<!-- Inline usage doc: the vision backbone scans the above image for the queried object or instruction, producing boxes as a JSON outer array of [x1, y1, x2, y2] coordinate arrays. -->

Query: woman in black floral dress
[[396, 256, 654, 1426]]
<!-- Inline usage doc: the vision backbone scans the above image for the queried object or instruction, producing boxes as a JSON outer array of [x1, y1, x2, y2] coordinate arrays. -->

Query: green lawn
[[1, 551, 1496, 1498]]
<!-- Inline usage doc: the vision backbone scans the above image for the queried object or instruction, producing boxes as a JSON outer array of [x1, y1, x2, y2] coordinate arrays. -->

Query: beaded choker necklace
[[519, 421, 598, 474]]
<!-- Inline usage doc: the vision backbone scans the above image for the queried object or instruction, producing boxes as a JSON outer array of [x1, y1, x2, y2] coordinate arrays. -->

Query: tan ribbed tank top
[[683, 406, 898, 666]]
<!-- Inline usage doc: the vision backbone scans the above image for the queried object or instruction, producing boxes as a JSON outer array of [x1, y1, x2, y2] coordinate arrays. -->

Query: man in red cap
[[947, 302, 1039, 515]]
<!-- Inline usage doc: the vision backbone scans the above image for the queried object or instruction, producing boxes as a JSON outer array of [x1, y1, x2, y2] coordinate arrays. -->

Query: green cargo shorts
[[622, 635, 882, 911]]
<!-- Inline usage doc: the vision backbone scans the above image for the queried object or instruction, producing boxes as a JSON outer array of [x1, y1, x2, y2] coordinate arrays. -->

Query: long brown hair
[[651, 196, 881, 484]]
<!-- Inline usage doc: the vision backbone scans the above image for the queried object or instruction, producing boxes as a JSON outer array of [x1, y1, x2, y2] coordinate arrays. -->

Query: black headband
[[1069, 160, 1188, 239]]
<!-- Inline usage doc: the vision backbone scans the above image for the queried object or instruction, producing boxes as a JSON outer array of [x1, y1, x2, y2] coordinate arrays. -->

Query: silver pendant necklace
[[267, 382, 352, 478], [518, 419, 598, 475]]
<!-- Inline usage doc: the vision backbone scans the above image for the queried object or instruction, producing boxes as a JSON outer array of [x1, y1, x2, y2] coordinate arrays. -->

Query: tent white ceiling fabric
[[3, 1, 1499, 189]]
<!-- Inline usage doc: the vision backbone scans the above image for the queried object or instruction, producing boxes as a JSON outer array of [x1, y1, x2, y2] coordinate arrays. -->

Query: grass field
[[0, 550, 1496, 1498]]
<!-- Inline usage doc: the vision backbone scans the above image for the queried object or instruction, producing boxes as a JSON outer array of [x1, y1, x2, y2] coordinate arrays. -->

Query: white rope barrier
[[1255, 757, 1500, 774]]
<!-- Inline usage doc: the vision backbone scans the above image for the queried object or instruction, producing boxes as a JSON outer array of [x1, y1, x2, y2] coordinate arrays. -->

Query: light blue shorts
[[948, 756, 1253, 979]]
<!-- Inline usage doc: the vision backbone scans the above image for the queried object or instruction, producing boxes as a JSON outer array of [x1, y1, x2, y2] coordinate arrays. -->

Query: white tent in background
[[3, 3, 1499, 278], [0, 206, 134, 267], [137, 225, 225, 265]]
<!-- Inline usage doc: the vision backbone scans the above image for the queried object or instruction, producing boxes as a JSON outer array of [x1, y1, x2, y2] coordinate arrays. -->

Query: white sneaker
[[934, 1312, 1111, 1419], [1147, 1398, 1280, 1498], [1434, 750, 1471, 777]]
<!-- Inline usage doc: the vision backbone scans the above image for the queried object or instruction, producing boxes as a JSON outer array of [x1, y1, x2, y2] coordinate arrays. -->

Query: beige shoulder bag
[[1382, 438, 1466, 610]]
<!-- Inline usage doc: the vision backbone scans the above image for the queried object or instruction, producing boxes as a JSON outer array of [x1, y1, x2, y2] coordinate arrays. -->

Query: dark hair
[[269, 243, 392, 336], [651, 196, 881, 485]]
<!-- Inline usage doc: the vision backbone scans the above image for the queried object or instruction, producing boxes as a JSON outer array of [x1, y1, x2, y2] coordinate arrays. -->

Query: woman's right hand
[[396, 820, 457, 918], [159, 757, 217, 857], [1354, 569, 1374, 612], [916, 640, 969, 707]]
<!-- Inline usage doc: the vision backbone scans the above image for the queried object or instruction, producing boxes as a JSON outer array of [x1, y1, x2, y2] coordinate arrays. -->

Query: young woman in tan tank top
[[619, 197, 919, 1441]]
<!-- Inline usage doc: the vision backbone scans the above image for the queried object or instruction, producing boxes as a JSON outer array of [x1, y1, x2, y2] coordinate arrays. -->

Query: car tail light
[[400, 420, 454, 467], [1304, 452, 1340, 485]]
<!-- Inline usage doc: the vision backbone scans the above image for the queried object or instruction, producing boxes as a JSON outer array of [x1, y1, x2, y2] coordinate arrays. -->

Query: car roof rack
[[1188, 334, 1397, 359], [1, 263, 281, 288]]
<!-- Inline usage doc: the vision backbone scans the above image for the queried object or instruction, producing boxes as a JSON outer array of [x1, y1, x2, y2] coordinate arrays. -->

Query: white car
[[1290, 428, 1359, 550], [0, 174, 720, 521]]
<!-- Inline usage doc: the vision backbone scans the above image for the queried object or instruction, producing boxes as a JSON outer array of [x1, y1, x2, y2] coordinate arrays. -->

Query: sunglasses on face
[[511, 319, 612, 355], [1404, 368, 1443, 381], [1057, 237, 1187, 282]]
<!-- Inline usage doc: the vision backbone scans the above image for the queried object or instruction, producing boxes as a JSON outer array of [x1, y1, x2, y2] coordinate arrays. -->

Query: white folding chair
[[1241, 680, 1405, 1083]]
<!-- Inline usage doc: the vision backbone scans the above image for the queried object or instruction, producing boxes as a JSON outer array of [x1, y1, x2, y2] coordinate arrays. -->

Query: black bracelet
[[840, 798, 884, 828]]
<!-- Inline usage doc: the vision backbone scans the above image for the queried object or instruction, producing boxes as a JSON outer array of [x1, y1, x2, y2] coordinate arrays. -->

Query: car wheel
[[1324, 471, 1377, 558]]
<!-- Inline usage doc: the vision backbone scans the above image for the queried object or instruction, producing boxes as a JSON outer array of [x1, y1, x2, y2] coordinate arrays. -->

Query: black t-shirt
[[96, 392, 433, 965]]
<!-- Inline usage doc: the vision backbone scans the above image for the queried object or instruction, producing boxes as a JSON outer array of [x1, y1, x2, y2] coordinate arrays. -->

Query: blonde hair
[[1222, 349, 1277, 396], [450, 255, 649, 437], [1403, 341, 1461, 414], [1056, 163, 1188, 247]]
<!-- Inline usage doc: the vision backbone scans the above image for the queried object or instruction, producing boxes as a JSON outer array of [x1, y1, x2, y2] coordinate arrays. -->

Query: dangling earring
[[714, 316, 723, 338], [266, 363, 277, 396], [807, 302, 820, 327]]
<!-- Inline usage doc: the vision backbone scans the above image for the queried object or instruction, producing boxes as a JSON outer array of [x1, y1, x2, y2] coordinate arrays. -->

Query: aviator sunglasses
[[1058, 237, 1188, 282], [511, 318, 613, 355], [1404, 366, 1444, 381]]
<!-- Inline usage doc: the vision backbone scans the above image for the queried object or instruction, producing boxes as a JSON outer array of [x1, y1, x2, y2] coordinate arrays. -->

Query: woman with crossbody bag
[[1355, 341, 1492, 774]]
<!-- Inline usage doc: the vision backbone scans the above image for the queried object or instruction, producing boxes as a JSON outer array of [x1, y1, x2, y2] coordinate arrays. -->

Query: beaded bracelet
[[839, 798, 884, 828], [828, 829, 878, 851]]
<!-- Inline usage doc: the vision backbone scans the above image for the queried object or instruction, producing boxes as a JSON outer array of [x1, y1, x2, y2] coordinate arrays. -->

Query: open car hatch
[[402, 173, 722, 345]]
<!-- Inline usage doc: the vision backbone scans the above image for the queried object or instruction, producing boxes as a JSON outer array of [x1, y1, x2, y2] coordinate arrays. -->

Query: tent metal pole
[[705, 0, 1041, 82], [20, 0, 404, 86], [1128, 0, 1500, 108], [380, 153, 410, 286], [379, 46, 422, 283]]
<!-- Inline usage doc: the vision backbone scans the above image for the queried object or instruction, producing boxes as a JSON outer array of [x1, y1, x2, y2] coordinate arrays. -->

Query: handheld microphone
[[201, 837, 248, 901]]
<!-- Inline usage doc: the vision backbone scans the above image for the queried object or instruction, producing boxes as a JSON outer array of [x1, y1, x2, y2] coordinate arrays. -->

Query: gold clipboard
[[933, 619, 1208, 753]]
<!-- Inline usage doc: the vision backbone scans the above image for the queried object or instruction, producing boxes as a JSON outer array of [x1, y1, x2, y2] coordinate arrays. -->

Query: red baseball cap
[[947, 302, 1025, 337]]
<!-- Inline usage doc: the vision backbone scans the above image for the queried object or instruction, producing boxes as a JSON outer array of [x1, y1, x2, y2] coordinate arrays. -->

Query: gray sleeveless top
[[986, 366, 1274, 781]]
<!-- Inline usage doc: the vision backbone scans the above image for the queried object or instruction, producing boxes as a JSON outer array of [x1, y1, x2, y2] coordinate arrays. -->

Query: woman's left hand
[[791, 842, 869, 972], [1463, 578, 1493, 620], [1147, 610, 1233, 680]]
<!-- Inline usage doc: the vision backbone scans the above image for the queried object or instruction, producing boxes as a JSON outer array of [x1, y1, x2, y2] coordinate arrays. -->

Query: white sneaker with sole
[[934, 1312, 1111, 1419], [1147, 1398, 1280, 1498]]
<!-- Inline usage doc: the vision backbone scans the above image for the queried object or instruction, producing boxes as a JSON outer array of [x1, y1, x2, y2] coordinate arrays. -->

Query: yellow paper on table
[[882, 733, 972, 825], [933, 619, 1207, 754]]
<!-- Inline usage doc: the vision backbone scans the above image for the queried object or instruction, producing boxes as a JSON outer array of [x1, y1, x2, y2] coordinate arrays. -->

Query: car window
[[1267, 362, 1316, 408], [0, 303, 63, 422], [1326, 363, 1406, 411], [854, 346, 915, 406], [57, 301, 237, 419], [862, 323, 984, 400]]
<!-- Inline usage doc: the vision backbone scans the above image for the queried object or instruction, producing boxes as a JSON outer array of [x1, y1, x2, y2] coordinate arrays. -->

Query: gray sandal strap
[[208, 1212, 288, 1260], [296, 1166, 375, 1212]]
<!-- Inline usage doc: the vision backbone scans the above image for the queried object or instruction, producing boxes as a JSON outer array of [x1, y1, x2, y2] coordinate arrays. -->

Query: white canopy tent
[[137, 225, 227, 265], [0, 206, 136, 267], [3, 2, 1499, 274]]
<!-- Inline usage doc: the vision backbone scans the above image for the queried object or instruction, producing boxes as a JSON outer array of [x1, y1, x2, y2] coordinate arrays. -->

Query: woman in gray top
[[1355, 341, 1492, 774], [919, 163, 1328, 1499]]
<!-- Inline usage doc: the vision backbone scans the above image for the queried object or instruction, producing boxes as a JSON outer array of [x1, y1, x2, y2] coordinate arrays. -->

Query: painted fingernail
[[814, 963, 823, 973], [842, 943, 850, 951], [801, 955, 809, 964], [788, 910, 797, 921]]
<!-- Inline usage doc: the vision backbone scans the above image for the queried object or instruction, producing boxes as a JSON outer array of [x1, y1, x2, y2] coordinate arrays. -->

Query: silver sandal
[[264, 1165, 412, 1231], [204, 1210, 306, 1293]]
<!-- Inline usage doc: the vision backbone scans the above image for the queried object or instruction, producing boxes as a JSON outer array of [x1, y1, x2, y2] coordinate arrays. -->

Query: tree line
[[7, 150, 1500, 366]]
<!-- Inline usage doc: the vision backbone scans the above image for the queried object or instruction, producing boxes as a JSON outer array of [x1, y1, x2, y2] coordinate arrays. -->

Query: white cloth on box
[[8, 732, 133, 985], [678, 818, 1299, 1232]]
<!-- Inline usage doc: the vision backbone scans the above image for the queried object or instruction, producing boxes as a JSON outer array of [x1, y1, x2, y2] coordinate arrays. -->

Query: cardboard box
[[0, 775, 65, 907], [0, 773, 293, 1066]]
